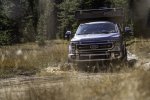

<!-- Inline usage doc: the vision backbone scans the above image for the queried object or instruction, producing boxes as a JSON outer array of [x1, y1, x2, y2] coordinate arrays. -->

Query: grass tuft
[[0, 40, 68, 78]]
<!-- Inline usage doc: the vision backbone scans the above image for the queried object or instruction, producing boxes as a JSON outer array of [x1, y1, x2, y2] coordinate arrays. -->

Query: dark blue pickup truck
[[68, 8, 130, 63]]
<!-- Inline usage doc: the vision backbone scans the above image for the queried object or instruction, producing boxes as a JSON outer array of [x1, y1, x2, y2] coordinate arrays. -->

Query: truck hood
[[71, 33, 121, 42]]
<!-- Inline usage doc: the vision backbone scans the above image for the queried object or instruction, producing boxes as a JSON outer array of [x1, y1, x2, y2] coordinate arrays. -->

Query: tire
[[123, 48, 127, 62], [120, 48, 128, 66], [67, 58, 72, 63]]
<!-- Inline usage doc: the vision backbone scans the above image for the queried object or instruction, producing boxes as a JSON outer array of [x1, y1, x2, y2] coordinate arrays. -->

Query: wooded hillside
[[0, 0, 150, 45]]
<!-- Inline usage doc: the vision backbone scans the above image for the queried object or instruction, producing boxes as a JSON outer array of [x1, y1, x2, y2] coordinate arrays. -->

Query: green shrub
[[36, 34, 46, 46], [0, 14, 20, 45], [22, 19, 36, 42], [0, 30, 12, 45]]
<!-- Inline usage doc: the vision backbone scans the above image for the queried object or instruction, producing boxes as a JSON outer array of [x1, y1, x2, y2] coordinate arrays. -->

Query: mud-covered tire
[[67, 58, 72, 63], [123, 48, 127, 61], [120, 48, 128, 66]]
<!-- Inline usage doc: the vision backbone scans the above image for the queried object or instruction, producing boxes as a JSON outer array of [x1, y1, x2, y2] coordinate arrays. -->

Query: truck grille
[[77, 43, 113, 51], [74, 41, 114, 60]]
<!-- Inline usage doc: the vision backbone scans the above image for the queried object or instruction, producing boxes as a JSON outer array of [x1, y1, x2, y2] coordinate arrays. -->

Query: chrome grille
[[77, 43, 113, 51]]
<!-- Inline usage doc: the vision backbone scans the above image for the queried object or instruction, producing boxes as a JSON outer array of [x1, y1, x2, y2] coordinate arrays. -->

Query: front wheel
[[123, 48, 127, 61], [120, 48, 128, 66]]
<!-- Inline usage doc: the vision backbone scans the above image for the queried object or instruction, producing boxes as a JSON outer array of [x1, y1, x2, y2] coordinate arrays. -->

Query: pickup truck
[[68, 8, 130, 63]]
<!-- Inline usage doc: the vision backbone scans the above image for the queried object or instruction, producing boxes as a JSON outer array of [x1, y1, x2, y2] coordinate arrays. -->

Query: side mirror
[[124, 27, 134, 36], [65, 31, 72, 41]]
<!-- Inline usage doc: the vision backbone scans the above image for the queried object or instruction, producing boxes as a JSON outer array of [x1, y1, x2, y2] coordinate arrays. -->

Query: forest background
[[0, 0, 149, 45]]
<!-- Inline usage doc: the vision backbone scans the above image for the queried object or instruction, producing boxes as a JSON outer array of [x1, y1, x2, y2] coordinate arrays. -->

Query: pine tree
[[80, 0, 111, 9], [0, 0, 17, 45], [108, 0, 128, 8], [57, 0, 80, 38], [0, 0, 7, 45], [57, 0, 112, 38]]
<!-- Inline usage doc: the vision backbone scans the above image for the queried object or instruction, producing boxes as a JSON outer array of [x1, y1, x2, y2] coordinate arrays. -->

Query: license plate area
[[79, 54, 110, 60]]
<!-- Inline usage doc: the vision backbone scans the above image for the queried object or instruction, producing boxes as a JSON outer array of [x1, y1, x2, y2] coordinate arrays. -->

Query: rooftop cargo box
[[75, 8, 124, 24]]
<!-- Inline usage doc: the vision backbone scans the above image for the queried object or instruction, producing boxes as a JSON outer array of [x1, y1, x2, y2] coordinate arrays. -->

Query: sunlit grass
[[0, 40, 68, 78], [0, 39, 150, 100], [0, 69, 150, 100], [127, 38, 150, 58]]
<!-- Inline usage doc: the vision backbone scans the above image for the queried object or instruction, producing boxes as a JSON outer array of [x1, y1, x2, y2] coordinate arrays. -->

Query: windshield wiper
[[77, 32, 91, 35], [93, 31, 110, 34], [101, 30, 111, 34], [101, 30, 116, 34]]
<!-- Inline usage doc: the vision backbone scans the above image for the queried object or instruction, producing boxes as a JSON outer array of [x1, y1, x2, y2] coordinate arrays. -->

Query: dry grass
[[127, 38, 150, 70], [0, 69, 150, 100], [127, 38, 150, 59], [0, 40, 68, 78], [0, 39, 150, 100]]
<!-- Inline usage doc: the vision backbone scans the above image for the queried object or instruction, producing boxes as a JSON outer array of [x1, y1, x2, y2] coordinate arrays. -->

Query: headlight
[[71, 43, 76, 50], [69, 45, 75, 54], [112, 46, 121, 51], [112, 41, 121, 51], [69, 41, 79, 54], [70, 41, 79, 47], [114, 41, 121, 46]]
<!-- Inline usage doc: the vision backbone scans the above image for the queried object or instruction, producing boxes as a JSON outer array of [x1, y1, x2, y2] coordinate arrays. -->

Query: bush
[[0, 14, 20, 45], [22, 19, 36, 42], [0, 30, 12, 45], [36, 34, 46, 46], [0, 29, 19, 45]]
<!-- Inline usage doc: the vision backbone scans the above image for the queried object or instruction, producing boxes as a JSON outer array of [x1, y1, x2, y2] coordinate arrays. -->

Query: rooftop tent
[[75, 8, 124, 24]]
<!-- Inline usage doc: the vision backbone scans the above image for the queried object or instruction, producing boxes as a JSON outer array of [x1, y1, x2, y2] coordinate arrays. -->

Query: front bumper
[[68, 51, 123, 62]]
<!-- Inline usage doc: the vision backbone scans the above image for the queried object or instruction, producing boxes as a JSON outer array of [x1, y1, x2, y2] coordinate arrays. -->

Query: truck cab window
[[76, 22, 117, 35]]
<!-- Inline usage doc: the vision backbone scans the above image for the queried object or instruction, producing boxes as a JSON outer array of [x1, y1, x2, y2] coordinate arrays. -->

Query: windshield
[[76, 22, 118, 35]]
